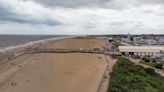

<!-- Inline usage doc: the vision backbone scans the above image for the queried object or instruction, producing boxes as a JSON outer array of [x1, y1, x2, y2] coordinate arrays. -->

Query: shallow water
[[0, 35, 62, 47], [0, 35, 67, 52]]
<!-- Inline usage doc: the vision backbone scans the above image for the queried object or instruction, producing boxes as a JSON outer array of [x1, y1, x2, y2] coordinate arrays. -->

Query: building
[[128, 33, 131, 43], [133, 37, 144, 44], [121, 38, 129, 43], [103, 38, 113, 50], [158, 37, 164, 45], [119, 46, 164, 57], [133, 36, 158, 45], [144, 39, 157, 45]]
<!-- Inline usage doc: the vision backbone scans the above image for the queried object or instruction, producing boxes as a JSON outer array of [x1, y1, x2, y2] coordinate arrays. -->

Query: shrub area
[[140, 60, 155, 67], [140, 60, 163, 70], [109, 55, 164, 92], [155, 63, 163, 69]]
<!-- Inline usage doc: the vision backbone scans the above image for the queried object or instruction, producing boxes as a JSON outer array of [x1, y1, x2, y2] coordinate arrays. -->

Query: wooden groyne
[[0, 47, 121, 65], [28, 48, 105, 54], [0, 51, 27, 65]]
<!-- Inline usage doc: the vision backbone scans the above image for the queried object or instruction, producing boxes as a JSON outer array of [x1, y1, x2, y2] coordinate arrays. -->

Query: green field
[[108, 55, 164, 92]]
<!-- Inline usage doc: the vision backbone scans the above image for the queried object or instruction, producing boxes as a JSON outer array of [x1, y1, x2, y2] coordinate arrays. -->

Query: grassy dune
[[108, 55, 164, 92]]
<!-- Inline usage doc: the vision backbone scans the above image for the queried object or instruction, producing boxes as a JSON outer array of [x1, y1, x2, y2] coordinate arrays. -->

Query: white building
[[133, 37, 158, 45], [133, 37, 144, 44], [128, 33, 131, 42], [144, 39, 157, 45], [159, 37, 164, 45], [119, 46, 164, 56]]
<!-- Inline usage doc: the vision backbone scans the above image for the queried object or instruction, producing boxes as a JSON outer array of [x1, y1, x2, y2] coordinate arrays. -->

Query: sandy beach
[[40, 37, 104, 49], [0, 37, 109, 92]]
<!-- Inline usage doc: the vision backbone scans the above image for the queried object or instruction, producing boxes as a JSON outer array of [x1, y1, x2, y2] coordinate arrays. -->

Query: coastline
[[0, 36, 75, 53], [0, 37, 109, 92]]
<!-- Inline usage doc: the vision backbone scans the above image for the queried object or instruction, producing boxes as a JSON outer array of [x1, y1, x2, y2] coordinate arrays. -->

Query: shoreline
[[0, 36, 76, 53], [0, 37, 110, 92]]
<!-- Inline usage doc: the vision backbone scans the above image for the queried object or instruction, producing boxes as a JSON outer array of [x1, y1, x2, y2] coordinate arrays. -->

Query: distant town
[[100, 34, 164, 69]]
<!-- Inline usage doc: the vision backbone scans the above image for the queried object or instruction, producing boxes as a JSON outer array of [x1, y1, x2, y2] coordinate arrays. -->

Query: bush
[[152, 60, 156, 63], [155, 63, 163, 69], [109, 56, 164, 92], [144, 68, 155, 75], [111, 54, 121, 59], [143, 58, 150, 62], [132, 55, 141, 59], [110, 87, 128, 92]]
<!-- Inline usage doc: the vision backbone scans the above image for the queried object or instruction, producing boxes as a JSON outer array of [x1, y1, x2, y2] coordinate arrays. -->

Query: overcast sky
[[0, 0, 164, 35]]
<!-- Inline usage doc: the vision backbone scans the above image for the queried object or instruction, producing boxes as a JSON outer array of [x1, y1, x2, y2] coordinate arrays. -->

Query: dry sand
[[40, 37, 104, 49], [0, 37, 108, 92]]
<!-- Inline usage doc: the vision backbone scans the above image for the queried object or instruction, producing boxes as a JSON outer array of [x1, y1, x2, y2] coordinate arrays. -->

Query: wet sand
[[0, 37, 108, 92]]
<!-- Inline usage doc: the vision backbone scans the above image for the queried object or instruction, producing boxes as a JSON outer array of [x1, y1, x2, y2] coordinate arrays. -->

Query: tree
[[143, 57, 150, 62], [145, 68, 155, 75], [155, 63, 163, 69]]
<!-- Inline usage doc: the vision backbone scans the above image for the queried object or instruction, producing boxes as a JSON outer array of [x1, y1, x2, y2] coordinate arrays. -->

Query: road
[[127, 57, 164, 77]]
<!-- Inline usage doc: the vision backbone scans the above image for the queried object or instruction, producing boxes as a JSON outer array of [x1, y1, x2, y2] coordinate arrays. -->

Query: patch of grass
[[140, 60, 155, 67], [111, 54, 122, 59], [140, 60, 164, 70], [108, 56, 164, 92]]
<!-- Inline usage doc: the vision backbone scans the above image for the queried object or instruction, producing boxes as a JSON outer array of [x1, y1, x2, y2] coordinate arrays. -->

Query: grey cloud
[[139, 0, 164, 4], [0, 0, 163, 34], [110, 21, 144, 27], [142, 9, 154, 14], [25, 0, 128, 9], [25, 0, 101, 8], [0, 7, 60, 26], [25, 0, 164, 9], [110, 22, 125, 26]]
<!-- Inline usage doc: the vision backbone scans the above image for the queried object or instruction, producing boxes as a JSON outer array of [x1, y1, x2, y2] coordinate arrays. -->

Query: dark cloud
[[24, 0, 115, 8], [25, 0, 164, 9], [0, 0, 163, 34], [0, 7, 60, 26], [139, 0, 164, 4], [0, 7, 13, 20]]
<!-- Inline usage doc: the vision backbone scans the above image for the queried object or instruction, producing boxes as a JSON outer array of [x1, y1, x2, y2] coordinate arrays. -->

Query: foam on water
[[0, 36, 75, 53]]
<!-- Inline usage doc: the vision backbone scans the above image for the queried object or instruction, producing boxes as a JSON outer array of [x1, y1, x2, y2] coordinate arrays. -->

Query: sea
[[0, 35, 66, 52]]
